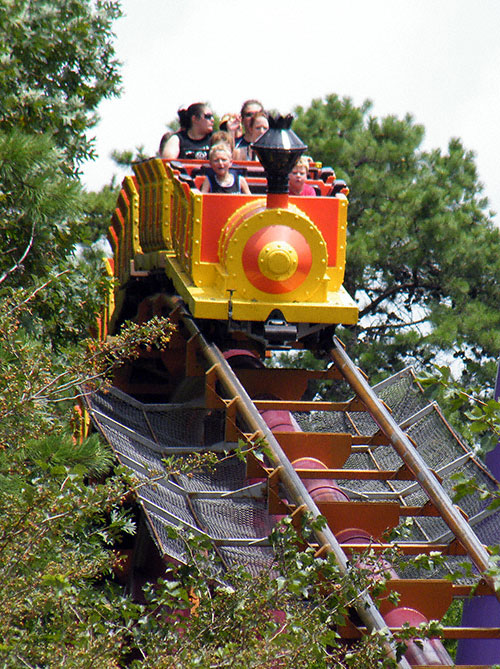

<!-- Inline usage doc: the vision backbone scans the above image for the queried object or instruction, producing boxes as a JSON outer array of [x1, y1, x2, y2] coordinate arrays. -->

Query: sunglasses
[[203, 113, 214, 120], [243, 111, 257, 118]]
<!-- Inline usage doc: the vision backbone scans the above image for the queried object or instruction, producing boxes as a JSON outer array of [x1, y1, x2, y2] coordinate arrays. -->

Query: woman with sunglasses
[[160, 102, 214, 160]]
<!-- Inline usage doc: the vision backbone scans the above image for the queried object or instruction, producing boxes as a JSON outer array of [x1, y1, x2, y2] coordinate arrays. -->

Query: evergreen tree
[[0, 130, 82, 285], [294, 95, 500, 389], [0, 129, 111, 347]]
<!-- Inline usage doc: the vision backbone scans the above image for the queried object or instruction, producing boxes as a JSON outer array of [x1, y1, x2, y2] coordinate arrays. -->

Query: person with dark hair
[[160, 102, 214, 160], [234, 99, 264, 153], [234, 112, 269, 161]]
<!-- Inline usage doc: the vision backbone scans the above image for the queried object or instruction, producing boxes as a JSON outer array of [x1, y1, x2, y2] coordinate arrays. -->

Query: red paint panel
[[201, 195, 254, 262], [289, 196, 339, 266]]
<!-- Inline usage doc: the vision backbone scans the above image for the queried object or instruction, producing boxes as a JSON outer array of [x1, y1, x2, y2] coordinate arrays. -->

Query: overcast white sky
[[81, 0, 500, 222]]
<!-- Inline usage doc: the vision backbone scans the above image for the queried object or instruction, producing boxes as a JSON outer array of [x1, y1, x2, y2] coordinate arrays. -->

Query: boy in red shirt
[[288, 156, 316, 196]]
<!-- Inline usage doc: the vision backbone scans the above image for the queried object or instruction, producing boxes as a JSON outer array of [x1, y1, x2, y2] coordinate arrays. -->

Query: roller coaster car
[[107, 122, 358, 351]]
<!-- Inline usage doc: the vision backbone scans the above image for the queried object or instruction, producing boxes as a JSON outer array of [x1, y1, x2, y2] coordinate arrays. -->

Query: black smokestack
[[252, 114, 307, 194]]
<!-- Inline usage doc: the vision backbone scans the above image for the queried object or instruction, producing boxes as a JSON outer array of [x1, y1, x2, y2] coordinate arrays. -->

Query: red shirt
[[298, 183, 316, 196]]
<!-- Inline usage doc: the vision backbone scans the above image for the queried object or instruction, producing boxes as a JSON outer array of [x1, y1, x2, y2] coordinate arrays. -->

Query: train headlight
[[244, 225, 310, 293], [258, 240, 299, 282]]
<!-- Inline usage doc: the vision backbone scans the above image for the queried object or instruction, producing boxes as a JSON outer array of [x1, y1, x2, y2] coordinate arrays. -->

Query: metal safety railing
[[330, 336, 500, 605]]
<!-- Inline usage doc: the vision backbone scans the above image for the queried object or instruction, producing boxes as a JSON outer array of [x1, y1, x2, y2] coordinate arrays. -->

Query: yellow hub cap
[[258, 241, 299, 281]]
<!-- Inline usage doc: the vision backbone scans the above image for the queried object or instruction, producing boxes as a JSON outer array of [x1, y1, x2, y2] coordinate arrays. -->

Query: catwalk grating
[[86, 365, 500, 586]]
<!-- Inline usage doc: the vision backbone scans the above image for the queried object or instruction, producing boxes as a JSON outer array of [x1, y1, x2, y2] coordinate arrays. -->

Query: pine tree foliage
[[294, 95, 500, 388], [0, 130, 82, 286], [81, 183, 121, 242], [0, 427, 135, 667], [0, 129, 112, 347]]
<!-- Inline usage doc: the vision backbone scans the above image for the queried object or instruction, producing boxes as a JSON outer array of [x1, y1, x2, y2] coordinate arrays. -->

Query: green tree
[[0, 129, 112, 347], [0, 130, 82, 285], [0, 287, 397, 666], [0, 431, 134, 667], [294, 95, 500, 389], [81, 181, 121, 241], [0, 0, 122, 167], [0, 0, 123, 340], [0, 288, 179, 666], [118, 519, 414, 668]]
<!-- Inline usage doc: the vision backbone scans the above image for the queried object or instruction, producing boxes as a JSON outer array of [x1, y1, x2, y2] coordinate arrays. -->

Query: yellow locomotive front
[[107, 116, 357, 349]]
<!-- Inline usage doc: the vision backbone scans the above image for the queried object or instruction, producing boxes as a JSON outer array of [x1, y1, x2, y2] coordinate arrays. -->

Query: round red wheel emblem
[[242, 225, 312, 294]]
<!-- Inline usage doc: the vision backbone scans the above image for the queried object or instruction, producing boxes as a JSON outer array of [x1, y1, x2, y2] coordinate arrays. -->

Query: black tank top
[[177, 130, 211, 159], [206, 168, 242, 194]]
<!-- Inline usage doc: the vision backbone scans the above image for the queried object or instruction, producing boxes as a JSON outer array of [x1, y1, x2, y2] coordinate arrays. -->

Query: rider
[[160, 102, 214, 160]]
